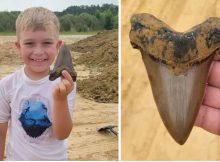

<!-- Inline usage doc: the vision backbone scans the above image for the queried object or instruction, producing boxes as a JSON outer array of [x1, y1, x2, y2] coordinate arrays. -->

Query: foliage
[[58, 4, 118, 32], [0, 12, 17, 32], [0, 4, 118, 33]]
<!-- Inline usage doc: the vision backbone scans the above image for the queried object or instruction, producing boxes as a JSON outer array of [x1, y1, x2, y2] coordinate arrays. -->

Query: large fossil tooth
[[129, 13, 220, 144], [49, 44, 77, 81]]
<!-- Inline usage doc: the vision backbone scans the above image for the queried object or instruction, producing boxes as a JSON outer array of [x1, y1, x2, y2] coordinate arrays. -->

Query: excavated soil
[[70, 29, 118, 103]]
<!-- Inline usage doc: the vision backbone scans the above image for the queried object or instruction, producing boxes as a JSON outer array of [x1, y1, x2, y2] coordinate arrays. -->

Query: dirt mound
[[77, 64, 118, 103], [0, 42, 22, 65], [70, 29, 118, 103]]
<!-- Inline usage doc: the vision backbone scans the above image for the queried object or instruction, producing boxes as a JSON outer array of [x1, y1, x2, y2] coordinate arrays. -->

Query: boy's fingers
[[62, 79, 73, 91], [61, 70, 74, 85]]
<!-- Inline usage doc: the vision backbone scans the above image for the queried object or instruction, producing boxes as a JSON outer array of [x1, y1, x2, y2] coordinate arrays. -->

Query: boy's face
[[15, 27, 62, 79]]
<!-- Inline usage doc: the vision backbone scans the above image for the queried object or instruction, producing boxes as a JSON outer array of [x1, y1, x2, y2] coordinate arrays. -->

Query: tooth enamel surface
[[142, 53, 213, 144], [130, 13, 220, 144]]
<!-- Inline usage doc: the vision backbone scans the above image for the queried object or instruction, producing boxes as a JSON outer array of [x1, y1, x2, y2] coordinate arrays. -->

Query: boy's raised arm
[[52, 70, 74, 140], [0, 122, 8, 160]]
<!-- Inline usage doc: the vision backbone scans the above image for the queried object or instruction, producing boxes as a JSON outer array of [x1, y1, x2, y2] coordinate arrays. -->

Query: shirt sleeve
[[0, 79, 11, 123], [67, 82, 76, 120]]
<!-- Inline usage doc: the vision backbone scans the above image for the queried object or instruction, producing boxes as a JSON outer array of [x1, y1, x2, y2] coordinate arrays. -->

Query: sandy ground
[[122, 0, 220, 160], [0, 35, 118, 161]]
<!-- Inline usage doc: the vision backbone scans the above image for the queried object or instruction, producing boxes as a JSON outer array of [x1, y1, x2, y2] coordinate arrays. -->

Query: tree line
[[0, 4, 118, 33]]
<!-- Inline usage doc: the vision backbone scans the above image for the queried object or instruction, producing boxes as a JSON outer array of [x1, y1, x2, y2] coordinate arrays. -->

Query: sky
[[0, 0, 118, 12]]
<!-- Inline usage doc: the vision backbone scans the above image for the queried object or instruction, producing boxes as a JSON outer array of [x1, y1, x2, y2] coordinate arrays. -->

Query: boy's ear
[[56, 40, 63, 50], [15, 41, 21, 49]]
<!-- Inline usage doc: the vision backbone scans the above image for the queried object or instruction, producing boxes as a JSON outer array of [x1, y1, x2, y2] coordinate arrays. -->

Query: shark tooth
[[129, 13, 220, 144], [49, 44, 77, 81]]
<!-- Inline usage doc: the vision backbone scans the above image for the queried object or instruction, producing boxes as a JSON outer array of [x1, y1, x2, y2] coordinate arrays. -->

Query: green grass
[[0, 32, 16, 36]]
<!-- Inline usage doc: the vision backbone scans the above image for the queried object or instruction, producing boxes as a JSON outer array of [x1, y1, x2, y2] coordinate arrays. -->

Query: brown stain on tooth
[[130, 13, 220, 75]]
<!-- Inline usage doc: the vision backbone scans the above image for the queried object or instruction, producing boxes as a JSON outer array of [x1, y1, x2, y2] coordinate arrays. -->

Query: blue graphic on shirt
[[19, 99, 52, 138]]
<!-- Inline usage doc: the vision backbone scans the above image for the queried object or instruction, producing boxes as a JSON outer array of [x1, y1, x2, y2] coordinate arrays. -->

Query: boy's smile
[[16, 28, 62, 80], [28, 52, 49, 66]]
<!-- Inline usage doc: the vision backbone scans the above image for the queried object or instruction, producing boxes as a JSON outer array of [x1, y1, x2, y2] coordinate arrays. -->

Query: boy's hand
[[53, 70, 74, 100]]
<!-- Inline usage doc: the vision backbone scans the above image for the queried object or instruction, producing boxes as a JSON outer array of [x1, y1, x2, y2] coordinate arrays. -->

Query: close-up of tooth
[[129, 13, 220, 144], [49, 44, 77, 81]]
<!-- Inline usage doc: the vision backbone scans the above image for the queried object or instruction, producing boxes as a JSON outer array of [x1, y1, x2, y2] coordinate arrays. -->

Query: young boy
[[0, 7, 76, 160]]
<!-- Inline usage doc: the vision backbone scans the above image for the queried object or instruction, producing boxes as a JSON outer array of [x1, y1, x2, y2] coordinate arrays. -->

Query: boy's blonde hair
[[16, 7, 60, 39]]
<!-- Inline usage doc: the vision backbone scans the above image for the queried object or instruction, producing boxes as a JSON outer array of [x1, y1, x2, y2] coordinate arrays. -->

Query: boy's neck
[[24, 67, 49, 81]]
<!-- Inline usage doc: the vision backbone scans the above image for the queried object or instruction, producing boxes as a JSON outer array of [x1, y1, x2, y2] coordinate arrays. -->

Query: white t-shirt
[[0, 67, 76, 161]]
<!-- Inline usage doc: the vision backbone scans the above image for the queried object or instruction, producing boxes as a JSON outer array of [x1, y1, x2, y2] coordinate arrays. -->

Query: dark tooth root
[[129, 13, 220, 144], [130, 13, 220, 75], [49, 44, 77, 81]]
